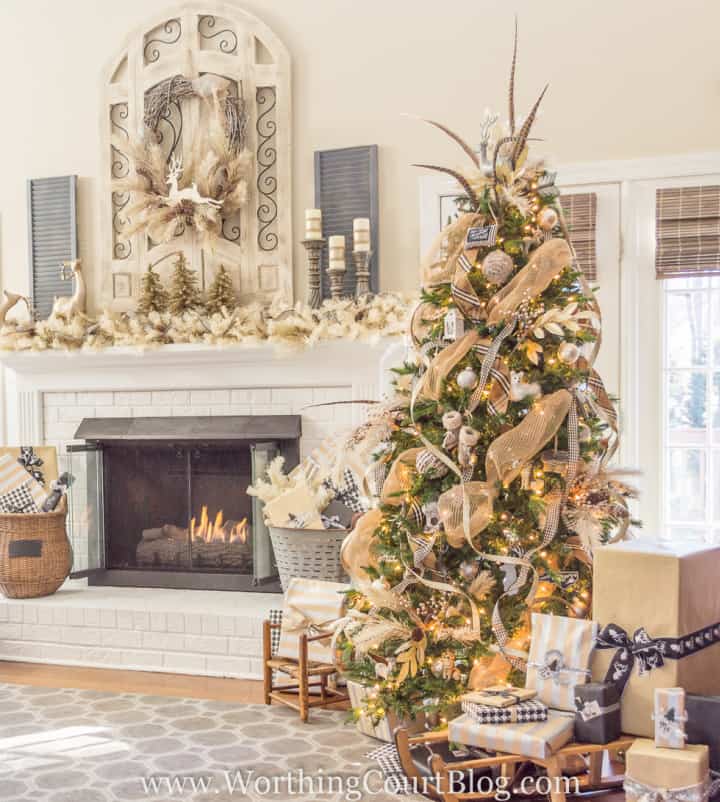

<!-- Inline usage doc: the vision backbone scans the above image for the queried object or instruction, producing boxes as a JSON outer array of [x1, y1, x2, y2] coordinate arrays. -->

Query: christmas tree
[[338, 31, 636, 725], [137, 265, 169, 315], [205, 264, 237, 314], [168, 252, 201, 315]]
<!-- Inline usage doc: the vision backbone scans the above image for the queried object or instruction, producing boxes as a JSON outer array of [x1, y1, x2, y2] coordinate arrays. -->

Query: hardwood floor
[[0, 660, 265, 702]]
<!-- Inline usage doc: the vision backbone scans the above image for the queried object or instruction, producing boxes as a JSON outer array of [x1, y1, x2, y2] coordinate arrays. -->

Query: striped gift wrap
[[449, 710, 575, 760], [276, 577, 348, 664], [525, 613, 598, 711]]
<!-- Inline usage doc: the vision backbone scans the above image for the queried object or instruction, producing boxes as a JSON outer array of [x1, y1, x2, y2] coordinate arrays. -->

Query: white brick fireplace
[[0, 339, 402, 678]]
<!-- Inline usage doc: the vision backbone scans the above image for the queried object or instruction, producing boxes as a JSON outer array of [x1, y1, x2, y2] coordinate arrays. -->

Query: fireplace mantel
[[0, 338, 405, 445]]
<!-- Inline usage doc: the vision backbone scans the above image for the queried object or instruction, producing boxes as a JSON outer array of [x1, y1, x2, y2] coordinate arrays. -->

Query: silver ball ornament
[[460, 560, 479, 581], [558, 341, 580, 365], [456, 367, 479, 390], [579, 422, 592, 443], [537, 207, 559, 231], [481, 250, 514, 286]]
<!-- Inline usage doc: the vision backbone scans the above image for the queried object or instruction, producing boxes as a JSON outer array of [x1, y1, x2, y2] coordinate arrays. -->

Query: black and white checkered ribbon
[[468, 317, 517, 412]]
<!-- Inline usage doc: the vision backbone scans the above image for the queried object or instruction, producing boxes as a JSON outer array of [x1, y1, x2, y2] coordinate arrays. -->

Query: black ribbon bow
[[595, 621, 720, 695]]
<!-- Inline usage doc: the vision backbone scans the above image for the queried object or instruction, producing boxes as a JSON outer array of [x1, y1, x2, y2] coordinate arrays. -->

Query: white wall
[[0, 0, 719, 306]]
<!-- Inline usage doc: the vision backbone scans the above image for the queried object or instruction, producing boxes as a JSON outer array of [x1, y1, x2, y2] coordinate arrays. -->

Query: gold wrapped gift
[[592, 541, 720, 737], [625, 739, 709, 800]]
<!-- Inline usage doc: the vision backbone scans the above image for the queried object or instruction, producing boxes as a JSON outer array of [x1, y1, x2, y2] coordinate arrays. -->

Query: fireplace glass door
[[66, 440, 280, 588]]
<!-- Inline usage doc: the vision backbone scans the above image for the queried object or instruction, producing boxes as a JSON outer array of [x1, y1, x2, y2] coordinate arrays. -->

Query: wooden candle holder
[[352, 249, 372, 299], [301, 237, 326, 309]]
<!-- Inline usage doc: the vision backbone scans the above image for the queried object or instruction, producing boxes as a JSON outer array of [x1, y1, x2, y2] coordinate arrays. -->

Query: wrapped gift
[[449, 710, 575, 761], [592, 541, 720, 737], [462, 685, 537, 709], [655, 687, 687, 749], [0, 454, 48, 512], [574, 682, 621, 744], [276, 577, 348, 664], [625, 739, 710, 802], [347, 679, 425, 742], [686, 695, 720, 771], [461, 698, 547, 725], [525, 613, 598, 711], [0, 446, 58, 487]]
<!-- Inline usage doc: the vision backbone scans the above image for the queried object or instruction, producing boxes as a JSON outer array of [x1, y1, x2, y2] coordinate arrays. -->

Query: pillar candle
[[353, 217, 371, 252], [305, 209, 322, 240], [328, 235, 346, 270]]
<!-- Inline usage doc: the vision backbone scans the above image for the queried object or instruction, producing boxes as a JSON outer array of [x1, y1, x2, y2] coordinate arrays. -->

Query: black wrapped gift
[[686, 694, 720, 771], [574, 682, 621, 744]]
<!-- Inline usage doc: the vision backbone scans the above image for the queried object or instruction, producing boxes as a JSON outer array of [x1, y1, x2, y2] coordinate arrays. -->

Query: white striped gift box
[[525, 613, 598, 711], [449, 710, 575, 760], [461, 698, 548, 725], [0, 454, 47, 512], [276, 577, 349, 664], [347, 680, 426, 742]]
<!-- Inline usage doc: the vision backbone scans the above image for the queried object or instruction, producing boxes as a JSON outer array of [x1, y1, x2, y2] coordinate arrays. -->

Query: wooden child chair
[[262, 578, 349, 722]]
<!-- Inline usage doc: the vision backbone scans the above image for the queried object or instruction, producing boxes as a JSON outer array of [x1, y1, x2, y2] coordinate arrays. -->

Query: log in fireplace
[[66, 416, 301, 592]]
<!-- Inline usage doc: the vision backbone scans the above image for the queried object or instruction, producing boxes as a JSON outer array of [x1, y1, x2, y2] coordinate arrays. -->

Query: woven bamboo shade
[[656, 185, 720, 279], [559, 192, 597, 282]]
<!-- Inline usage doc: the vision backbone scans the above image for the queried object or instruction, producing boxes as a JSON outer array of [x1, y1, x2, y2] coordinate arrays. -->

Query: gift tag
[[464, 224, 497, 249]]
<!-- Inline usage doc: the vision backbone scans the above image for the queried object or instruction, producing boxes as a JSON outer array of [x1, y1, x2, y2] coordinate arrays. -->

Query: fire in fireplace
[[66, 415, 301, 592]]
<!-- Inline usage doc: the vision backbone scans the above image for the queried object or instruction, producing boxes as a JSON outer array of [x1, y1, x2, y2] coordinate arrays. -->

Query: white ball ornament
[[537, 207, 559, 231], [579, 422, 592, 443], [481, 250, 514, 286], [558, 341, 580, 365], [456, 367, 479, 390], [460, 560, 479, 581]]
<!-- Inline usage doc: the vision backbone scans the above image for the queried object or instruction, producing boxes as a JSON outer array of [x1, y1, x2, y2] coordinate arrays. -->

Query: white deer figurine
[[164, 154, 222, 209], [0, 291, 30, 327], [51, 259, 86, 318]]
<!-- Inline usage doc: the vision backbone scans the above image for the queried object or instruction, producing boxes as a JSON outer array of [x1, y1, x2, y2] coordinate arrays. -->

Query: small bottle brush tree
[[137, 265, 169, 315], [336, 31, 637, 726], [168, 252, 201, 315], [206, 264, 237, 314]]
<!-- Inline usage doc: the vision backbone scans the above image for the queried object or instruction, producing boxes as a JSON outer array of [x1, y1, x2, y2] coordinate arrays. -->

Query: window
[[662, 275, 719, 540], [656, 182, 720, 541]]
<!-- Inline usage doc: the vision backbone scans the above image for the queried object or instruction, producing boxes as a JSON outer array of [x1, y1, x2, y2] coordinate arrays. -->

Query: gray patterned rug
[[0, 682, 423, 802]]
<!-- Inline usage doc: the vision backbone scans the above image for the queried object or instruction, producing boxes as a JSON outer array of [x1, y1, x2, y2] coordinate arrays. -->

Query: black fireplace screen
[[65, 415, 301, 592]]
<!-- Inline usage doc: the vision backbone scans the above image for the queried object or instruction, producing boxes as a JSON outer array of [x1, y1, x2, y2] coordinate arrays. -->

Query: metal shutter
[[27, 176, 78, 319], [314, 146, 378, 298]]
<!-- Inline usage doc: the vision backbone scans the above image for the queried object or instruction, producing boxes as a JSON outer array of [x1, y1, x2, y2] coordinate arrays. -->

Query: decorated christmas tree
[[168, 252, 201, 315], [137, 264, 169, 315], [205, 264, 237, 314], [338, 32, 636, 725]]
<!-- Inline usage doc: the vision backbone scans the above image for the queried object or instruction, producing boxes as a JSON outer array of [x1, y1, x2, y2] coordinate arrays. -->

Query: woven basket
[[269, 526, 349, 591], [0, 498, 71, 598]]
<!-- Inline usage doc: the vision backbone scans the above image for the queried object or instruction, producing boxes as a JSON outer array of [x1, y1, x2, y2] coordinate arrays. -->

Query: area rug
[[0, 682, 425, 801]]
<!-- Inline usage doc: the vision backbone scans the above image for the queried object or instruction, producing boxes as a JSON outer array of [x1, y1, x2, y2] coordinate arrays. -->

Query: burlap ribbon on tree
[[340, 507, 383, 585], [414, 330, 511, 415], [486, 238, 573, 326], [421, 213, 485, 288]]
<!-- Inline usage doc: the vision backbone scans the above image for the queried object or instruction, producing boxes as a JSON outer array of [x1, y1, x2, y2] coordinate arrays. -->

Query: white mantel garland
[[0, 294, 412, 355]]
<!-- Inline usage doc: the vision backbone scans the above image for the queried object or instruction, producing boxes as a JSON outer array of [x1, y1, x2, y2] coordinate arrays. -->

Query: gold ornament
[[558, 341, 580, 364], [481, 250, 514, 286], [537, 207, 559, 231]]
